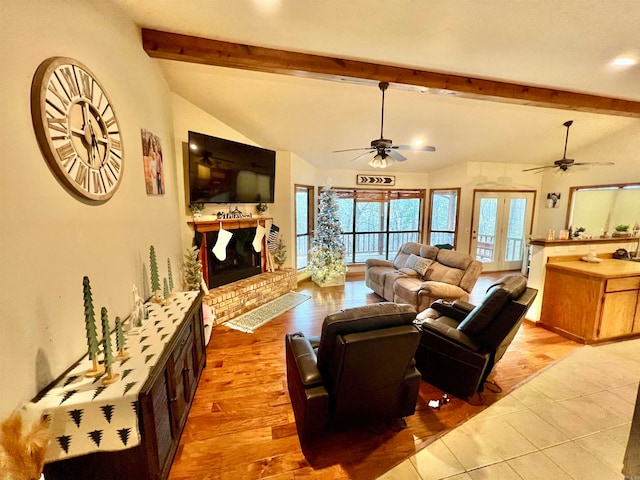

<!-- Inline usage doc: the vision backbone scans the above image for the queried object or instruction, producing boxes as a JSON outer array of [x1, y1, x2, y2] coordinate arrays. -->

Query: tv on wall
[[188, 131, 276, 204]]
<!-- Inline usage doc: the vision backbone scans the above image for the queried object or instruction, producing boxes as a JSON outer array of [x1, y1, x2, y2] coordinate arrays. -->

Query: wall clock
[[31, 57, 124, 203]]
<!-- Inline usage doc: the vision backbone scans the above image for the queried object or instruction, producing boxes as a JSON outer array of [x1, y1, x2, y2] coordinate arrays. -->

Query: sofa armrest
[[430, 299, 473, 321], [365, 258, 394, 268], [419, 318, 481, 351], [285, 333, 329, 442], [452, 300, 476, 313], [286, 334, 323, 387], [418, 281, 467, 300]]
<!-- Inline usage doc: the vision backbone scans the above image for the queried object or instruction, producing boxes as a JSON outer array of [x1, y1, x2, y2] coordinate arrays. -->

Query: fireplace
[[190, 218, 270, 289], [205, 227, 262, 288]]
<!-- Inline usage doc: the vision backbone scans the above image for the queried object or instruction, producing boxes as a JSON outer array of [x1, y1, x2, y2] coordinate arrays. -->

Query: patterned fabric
[[405, 254, 433, 276], [268, 224, 280, 251], [24, 291, 199, 462]]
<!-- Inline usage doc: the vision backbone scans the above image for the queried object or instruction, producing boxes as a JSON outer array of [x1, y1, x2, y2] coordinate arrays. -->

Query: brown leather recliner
[[285, 303, 421, 443], [414, 275, 537, 401]]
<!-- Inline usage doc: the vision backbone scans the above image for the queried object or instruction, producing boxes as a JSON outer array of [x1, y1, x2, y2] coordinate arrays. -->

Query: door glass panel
[[429, 189, 459, 248], [505, 198, 526, 262], [295, 187, 311, 270], [476, 198, 497, 262], [295, 190, 308, 235]]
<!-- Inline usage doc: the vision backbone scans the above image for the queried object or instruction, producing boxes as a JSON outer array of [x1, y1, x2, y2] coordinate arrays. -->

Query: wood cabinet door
[[599, 291, 638, 339], [149, 368, 175, 476], [633, 293, 640, 333]]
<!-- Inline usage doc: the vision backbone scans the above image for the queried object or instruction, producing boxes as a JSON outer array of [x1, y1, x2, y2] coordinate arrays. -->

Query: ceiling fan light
[[369, 153, 393, 168]]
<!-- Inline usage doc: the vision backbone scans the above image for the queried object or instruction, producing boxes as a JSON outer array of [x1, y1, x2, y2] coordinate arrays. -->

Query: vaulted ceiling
[[114, 0, 640, 173]]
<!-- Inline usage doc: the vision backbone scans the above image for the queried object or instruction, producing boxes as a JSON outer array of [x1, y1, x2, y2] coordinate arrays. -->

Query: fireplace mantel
[[188, 217, 272, 233], [188, 217, 272, 288]]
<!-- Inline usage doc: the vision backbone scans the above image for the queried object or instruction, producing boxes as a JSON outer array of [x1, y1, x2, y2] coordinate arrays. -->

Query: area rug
[[224, 292, 311, 333]]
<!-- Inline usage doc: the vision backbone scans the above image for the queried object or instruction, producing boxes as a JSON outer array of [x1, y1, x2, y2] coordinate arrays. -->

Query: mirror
[[566, 183, 640, 236]]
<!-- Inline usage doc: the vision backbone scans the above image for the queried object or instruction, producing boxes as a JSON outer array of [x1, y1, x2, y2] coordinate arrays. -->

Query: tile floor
[[378, 338, 640, 480]]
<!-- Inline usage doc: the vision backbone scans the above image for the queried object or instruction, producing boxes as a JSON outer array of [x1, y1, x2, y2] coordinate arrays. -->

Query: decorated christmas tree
[[149, 245, 161, 302], [183, 247, 202, 291], [101, 307, 119, 385], [83, 276, 104, 378], [308, 187, 347, 286], [115, 316, 128, 361]]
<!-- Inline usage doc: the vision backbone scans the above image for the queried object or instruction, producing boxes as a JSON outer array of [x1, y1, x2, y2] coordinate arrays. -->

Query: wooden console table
[[540, 259, 640, 343], [35, 291, 205, 480]]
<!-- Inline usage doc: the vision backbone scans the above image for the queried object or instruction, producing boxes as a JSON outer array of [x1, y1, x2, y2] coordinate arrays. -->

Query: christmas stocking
[[268, 224, 280, 251], [252, 225, 266, 252], [212, 228, 233, 261]]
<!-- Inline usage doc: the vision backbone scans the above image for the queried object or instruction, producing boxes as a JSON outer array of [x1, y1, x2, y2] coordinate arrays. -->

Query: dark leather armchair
[[285, 303, 421, 442], [414, 275, 537, 401]]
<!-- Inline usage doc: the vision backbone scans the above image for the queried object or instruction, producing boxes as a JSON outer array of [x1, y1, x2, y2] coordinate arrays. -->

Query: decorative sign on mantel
[[356, 174, 395, 186]]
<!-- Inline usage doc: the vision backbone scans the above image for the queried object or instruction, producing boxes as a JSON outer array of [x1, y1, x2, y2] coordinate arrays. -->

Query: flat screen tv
[[188, 131, 276, 204]]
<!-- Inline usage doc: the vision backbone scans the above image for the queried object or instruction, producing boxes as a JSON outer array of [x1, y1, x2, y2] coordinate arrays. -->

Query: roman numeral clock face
[[31, 57, 124, 202]]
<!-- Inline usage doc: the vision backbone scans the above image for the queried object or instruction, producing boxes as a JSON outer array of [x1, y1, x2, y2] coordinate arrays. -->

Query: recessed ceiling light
[[611, 57, 637, 66], [412, 140, 424, 147]]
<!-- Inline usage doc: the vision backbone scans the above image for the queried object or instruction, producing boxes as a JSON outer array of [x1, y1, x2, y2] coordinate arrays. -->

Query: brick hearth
[[203, 269, 297, 325]]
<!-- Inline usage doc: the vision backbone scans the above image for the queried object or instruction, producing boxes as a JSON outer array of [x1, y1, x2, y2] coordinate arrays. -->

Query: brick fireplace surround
[[190, 218, 298, 324], [203, 269, 297, 325]]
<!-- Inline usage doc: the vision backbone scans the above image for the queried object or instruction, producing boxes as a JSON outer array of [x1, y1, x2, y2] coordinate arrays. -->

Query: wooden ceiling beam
[[142, 28, 640, 118]]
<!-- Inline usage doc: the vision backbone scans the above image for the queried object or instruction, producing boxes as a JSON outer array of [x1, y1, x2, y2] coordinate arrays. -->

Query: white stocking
[[212, 228, 233, 261], [252, 225, 266, 252]]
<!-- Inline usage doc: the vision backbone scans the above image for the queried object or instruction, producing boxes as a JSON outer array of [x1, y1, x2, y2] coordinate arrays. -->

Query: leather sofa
[[365, 242, 482, 313], [414, 275, 537, 401], [285, 303, 421, 442]]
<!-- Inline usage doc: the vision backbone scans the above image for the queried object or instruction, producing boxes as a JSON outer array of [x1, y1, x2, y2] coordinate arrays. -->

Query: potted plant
[[190, 203, 204, 219], [256, 202, 268, 217], [614, 224, 630, 237], [273, 237, 287, 269]]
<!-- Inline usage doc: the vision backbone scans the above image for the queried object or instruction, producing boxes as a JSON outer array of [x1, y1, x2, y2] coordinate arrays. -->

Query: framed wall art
[[141, 129, 165, 195], [356, 174, 395, 186]]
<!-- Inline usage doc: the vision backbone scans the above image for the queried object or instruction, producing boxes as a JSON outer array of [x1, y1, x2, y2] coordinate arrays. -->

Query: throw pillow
[[413, 257, 433, 276], [404, 253, 420, 270], [405, 254, 432, 276]]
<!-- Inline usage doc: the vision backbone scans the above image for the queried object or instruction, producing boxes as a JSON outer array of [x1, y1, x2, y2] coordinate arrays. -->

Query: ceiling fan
[[333, 81, 436, 168], [522, 120, 614, 173]]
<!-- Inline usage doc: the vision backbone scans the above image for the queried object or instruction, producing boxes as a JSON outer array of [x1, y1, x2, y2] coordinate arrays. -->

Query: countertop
[[546, 258, 640, 279]]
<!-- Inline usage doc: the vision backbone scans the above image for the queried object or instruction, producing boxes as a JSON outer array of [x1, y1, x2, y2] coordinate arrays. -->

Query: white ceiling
[[113, 0, 640, 173]]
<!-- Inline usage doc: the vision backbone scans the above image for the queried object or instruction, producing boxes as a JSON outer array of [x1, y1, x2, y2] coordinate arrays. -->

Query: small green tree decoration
[[115, 316, 128, 361], [183, 247, 203, 291], [150, 245, 162, 302], [101, 307, 119, 385], [167, 258, 175, 296], [83, 276, 104, 378], [308, 186, 347, 286], [163, 277, 171, 305], [273, 237, 287, 269]]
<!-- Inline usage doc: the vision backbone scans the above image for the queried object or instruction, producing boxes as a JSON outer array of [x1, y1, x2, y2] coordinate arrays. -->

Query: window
[[295, 185, 314, 270], [334, 189, 424, 263], [428, 188, 460, 248]]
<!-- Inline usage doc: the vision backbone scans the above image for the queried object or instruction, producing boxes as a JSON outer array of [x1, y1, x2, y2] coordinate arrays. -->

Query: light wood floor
[[169, 272, 580, 480]]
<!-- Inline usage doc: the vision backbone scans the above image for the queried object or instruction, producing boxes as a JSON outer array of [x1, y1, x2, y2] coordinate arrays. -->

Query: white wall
[[429, 162, 543, 254], [535, 122, 640, 235], [0, 1, 180, 417]]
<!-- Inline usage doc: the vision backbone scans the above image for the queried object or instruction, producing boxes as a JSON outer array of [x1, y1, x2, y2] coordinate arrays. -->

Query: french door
[[471, 191, 534, 271]]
